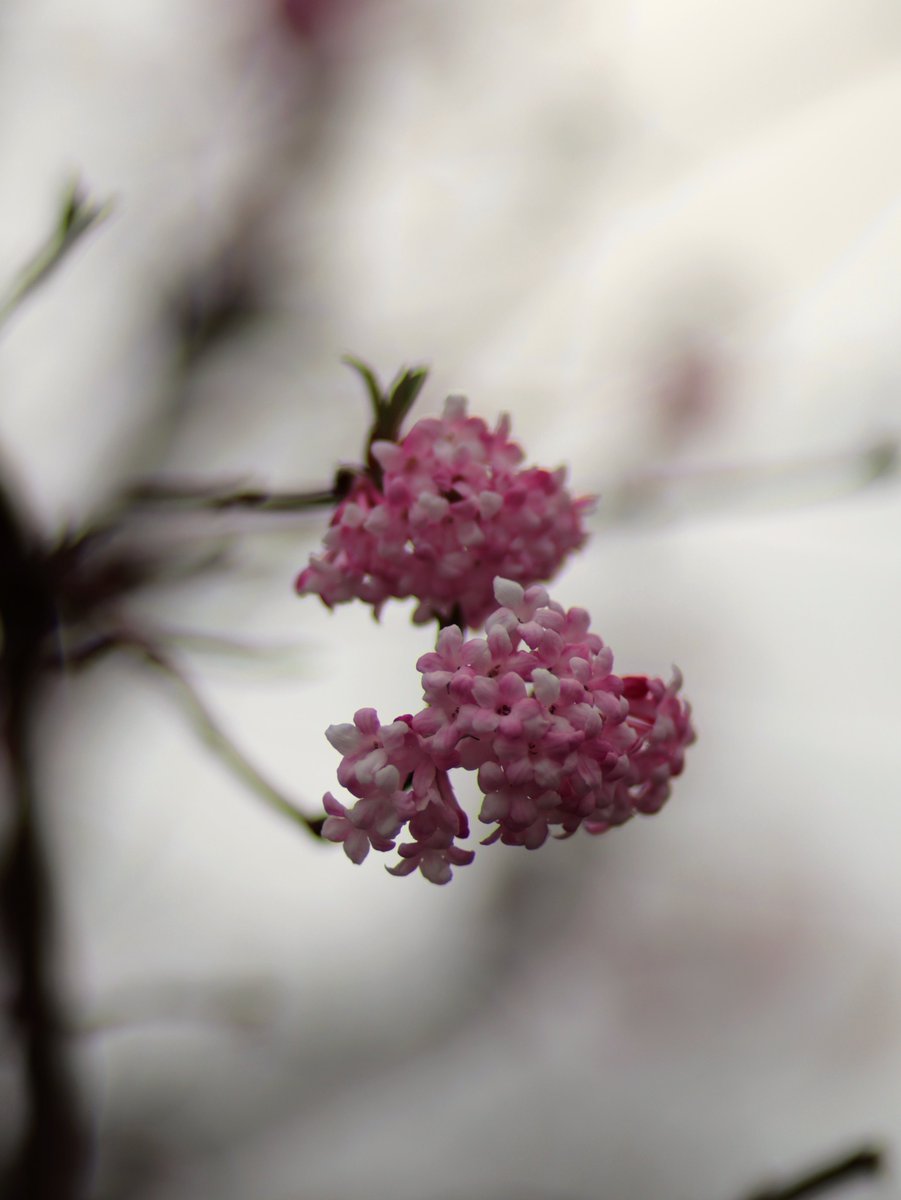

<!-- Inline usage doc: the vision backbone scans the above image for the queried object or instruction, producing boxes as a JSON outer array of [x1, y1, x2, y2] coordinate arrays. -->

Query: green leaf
[[346, 359, 430, 487], [342, 355, 385, 421], [385, 366, 428, 433]]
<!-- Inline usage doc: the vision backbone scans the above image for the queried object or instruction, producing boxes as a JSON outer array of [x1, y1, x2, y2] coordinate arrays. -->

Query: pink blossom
[[296, 397, 592, 627], [321, 578, 695, 882], [278, 0, 358, 43], [320, 707, 475, 882]]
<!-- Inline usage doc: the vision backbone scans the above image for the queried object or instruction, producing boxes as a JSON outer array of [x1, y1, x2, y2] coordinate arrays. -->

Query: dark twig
[[742, 1145, 883, 1200], [114, 359, 431, 520], [125, 477, 344, 512], [0, 474, 89, 1200]]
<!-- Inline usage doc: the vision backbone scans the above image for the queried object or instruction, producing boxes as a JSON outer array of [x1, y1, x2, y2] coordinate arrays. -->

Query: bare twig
[[126, 477, 343, 512], [742, 1145, 884, 1200], [0, 180, 111, 332], [603, 435, 899, 525], [118, 359, 430, 519], [118, 633, 325, 838], [70, 977, 274, 1039]]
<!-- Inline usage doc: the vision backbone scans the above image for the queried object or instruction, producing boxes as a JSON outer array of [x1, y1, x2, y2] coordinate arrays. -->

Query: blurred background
[[1, 1, 901, 1197]]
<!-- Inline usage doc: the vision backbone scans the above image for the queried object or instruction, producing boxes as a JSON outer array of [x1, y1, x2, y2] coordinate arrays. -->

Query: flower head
[[296, 397, 592, 627], [322, 578, 695, 882]]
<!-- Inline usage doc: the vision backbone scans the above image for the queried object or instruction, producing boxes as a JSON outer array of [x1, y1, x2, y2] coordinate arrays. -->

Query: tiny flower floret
[[296, 397, 593, 627], [322, 578, 695, 882]]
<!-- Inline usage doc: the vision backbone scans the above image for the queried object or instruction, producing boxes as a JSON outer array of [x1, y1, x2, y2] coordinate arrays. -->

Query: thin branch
[[127, 624, 308, 663], [742, 1145, 884, 1200], [602, 435, 899, 526], [120, 634, 325, 838], [0, 180, 111, 332], [123, 358, 431, 519], [69, 977, 274, 1039], [126, 477, 342, 511]]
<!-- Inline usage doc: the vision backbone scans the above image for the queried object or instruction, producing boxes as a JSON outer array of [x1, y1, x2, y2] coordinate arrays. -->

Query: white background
[[1, 2, 900, 1197]]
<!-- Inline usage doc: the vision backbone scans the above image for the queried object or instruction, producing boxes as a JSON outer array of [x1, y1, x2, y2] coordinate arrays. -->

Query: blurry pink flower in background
[[322, 578, 695, 882], [296, 397, 592, 627], [277, 0, 360, 43]]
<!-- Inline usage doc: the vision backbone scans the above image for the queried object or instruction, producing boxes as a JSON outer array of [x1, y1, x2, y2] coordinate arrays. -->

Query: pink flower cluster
[[296, 397, 592, 627], [322, 578, 695, 883]]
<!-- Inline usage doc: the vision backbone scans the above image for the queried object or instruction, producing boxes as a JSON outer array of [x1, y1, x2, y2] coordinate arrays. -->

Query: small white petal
[[411, 493, 449, 523], [370, 440, 403, 471], [363, 507, 390, 534], [340, 503, 365, 528], [374, 764, 400, 793], [354, 748, 387, 785], [422, 856, 453, 885], [479, 791, 509, 822], [531, 668, 561, 705], [443, 395, 468, 420], [478, 490, 504, 518], [494, 577, 524, 609], [325, 723, 362, 755]]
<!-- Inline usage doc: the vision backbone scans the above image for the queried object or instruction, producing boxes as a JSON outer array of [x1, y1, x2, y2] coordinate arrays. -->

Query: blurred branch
[[125, 475, 348, 512], [0, 472, 89, 1200], [119, 359, 429, 521], [0, 180, 111, 332], [167, 241, 263, 374], [603, 435, 899, 525], [741, 1145, 883, 1200], [70, 977, 275, 1039], [118, 632, 326, 839], [128, 624, 308, 664]]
